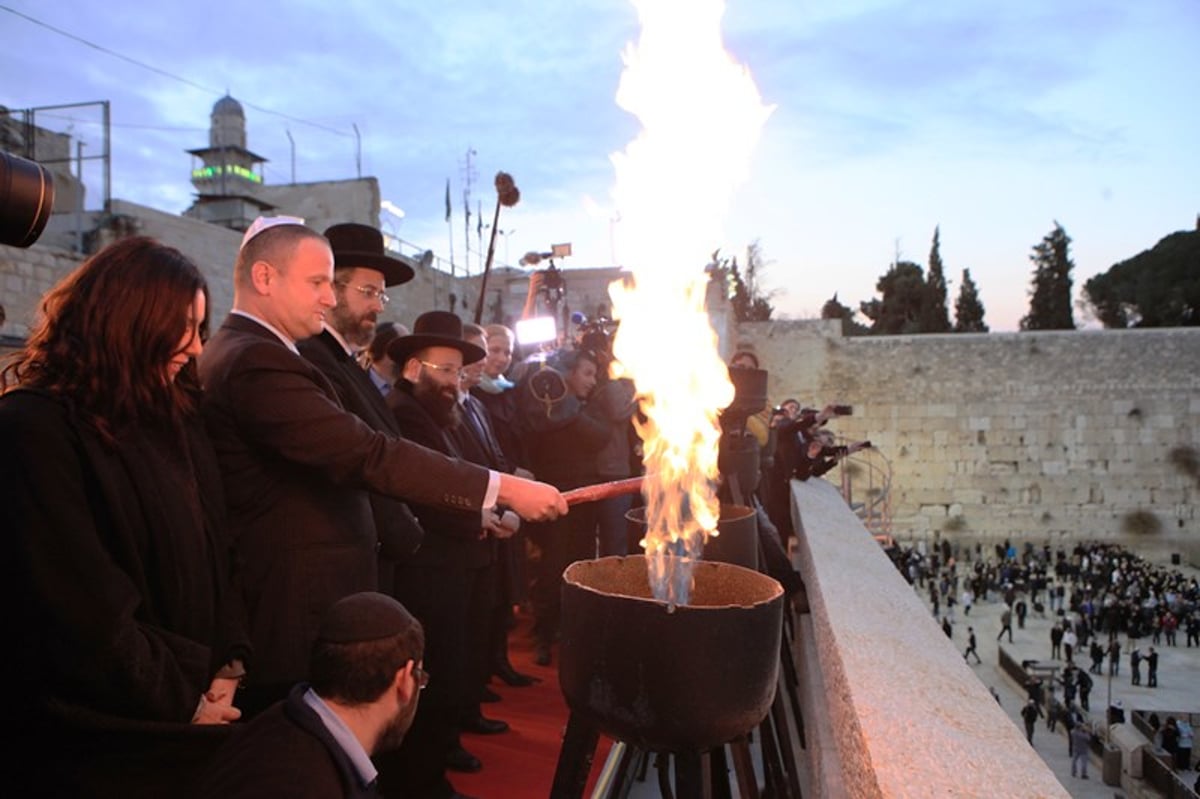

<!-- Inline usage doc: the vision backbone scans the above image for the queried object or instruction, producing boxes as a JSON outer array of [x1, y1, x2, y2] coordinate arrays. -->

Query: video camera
[[571, 311, 618, 363], [1, 150, 56, 248]]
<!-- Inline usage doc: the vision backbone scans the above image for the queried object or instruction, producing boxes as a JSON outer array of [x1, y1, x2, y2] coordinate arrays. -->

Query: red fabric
[[449, 612, 614, 798]]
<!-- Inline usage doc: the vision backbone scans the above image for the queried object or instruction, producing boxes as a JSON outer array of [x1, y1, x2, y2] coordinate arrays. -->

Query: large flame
[[608, 0, 772, 604]]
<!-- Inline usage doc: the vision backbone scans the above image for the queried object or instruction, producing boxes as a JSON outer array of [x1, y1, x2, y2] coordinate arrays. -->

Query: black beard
[[413, 377, 461, 429]]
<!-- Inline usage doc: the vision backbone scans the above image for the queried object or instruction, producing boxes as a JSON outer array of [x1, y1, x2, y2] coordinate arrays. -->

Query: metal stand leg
[[673, 751, 712, 799], [551, 712, 601, 799], [728, 737, 760, 799]]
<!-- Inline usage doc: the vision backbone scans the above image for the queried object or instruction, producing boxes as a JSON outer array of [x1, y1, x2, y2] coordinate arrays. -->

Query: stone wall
[[736, 320, 1200, 560], [0, 239, 81, 342]]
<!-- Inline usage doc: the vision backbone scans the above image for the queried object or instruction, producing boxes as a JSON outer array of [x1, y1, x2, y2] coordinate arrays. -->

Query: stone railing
[[788, 478, 1069, 797]]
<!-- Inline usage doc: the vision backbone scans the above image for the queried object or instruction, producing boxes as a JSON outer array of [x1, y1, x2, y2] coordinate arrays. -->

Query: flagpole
[[445, 178, 454, 312]]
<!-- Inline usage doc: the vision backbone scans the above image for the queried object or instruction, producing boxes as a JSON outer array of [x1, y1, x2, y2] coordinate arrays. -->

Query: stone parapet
[[789, 477, 1069, 797]]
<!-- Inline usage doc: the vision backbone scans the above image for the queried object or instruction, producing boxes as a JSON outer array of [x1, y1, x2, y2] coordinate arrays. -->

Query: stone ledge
[[789, 478, 1069, 797]]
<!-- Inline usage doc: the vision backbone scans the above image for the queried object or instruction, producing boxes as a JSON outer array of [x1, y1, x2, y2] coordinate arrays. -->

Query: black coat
[[0, 388, 246, 794], [387, 382, 491, 570], [298, 329, 424, 563], [198, 314, 490, 686], [197, 685, 379, 798]]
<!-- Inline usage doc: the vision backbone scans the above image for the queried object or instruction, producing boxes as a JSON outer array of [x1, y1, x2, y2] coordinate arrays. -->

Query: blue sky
[[3, 0, 1197, 330]]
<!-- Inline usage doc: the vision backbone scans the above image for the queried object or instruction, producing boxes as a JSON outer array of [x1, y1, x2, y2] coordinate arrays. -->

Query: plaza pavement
[[917, 554, 1200, 799]]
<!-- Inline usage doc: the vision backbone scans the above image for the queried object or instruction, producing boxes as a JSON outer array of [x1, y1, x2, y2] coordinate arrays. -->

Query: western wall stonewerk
[[738, 319, 1199, 562]]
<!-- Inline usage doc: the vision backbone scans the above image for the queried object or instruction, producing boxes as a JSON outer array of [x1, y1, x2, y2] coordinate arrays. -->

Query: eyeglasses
[[419, 360, 464, 379], [336, 282, 390, 305], [412, 665, 430, 690]]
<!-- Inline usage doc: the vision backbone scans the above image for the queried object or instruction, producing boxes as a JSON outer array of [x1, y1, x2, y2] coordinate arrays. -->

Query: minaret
[[184, 94, 274, 231]]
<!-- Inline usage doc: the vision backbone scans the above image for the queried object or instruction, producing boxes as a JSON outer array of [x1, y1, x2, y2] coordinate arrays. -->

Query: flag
[[444, 179, 451, 223]]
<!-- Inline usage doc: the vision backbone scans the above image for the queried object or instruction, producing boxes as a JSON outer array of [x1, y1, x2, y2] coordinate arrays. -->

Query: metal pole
[[286, 130, 295, 184], [352, 123, 361, 178]]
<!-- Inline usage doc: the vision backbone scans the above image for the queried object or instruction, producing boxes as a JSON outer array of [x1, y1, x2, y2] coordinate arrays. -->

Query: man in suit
[[384, 313, 515, 799], [197, 217, 566, 719], [199, 592, 428, 798], [297, 223, 425, 592]]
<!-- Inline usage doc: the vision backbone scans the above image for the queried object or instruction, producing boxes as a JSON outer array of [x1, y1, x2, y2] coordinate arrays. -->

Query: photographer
[[794, 428, 872, 481], [516, 347, 610, 666]]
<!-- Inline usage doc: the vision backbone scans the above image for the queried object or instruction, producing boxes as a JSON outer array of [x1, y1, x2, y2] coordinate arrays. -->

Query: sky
[[3, 0, 1197, 331]]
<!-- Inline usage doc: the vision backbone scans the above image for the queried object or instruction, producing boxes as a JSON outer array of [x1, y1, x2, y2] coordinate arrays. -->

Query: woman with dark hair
[[0, 236, 249, 794]]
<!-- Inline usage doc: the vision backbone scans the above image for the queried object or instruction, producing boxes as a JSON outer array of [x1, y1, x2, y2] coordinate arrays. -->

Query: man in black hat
[[382, 312, 509, 799], [199, 592, 427, 798], [299, 223, 425, 591], [198, 218, 567, 719]]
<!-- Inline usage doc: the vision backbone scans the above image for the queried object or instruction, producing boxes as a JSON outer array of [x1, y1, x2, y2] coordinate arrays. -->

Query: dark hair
[[552, 347, 600, 375], [309, 623, 425, 705], [1, 236, 208, 442], [368, 322, 401, 362]]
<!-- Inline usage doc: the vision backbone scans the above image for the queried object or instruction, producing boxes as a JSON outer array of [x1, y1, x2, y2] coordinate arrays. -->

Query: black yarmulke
[[317, 592, 416, 644]]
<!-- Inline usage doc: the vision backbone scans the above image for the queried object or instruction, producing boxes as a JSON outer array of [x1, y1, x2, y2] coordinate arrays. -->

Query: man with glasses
[[200, 592, 428, 797], [299, 224, 425, 593], [384, 312, 511, 799], [198, 218, 566, 728]]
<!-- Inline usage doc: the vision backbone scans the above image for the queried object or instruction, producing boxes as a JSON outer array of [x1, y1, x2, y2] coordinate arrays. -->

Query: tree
[[1021, 222, 1075, 330], [921, 226, 952, 332], [1082, 229, 1199, 327], [860, 261, 928, 335], [708, 245, 774, 322], [953, 268, 988, 332], [821, 293, 868, 336], [725, 240, 774, 322]]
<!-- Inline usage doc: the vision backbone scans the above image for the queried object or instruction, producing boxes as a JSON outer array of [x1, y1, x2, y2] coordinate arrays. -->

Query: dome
[[212, 94, 244, 118]]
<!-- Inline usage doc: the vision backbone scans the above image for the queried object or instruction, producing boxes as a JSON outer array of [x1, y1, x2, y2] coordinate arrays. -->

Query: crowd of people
[[1, 220, 577, 798], [889, 535, 1200, 781]]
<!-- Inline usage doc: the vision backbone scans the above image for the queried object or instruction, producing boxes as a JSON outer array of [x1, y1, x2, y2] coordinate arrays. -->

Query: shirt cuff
[[483, 470, 501, 509]]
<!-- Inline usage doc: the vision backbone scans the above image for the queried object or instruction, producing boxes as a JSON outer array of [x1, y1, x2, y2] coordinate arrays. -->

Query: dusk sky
[[3, 0, 1197, 330]]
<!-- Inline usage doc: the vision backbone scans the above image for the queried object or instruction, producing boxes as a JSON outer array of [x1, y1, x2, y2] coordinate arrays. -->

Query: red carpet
[[450, 610, 614, 799]]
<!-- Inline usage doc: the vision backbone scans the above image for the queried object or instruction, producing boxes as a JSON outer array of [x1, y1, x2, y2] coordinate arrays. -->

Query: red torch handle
[[561, 476, 646, 506]]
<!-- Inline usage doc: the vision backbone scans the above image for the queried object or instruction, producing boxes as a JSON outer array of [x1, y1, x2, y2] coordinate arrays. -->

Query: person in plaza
[[385, 312, 514, 797], [1107, 637, 1122, 676], [963, 626, 982, 664], [1, 236, 249, 795], [1015, 597, 1027, 629], [1050, 621, 1063, 659], [1161, 717, 1180, 767], [1146, 645, 1159, 688], [197, 217, 566, 717], [198, 592, 426, 798], [1174, 717, 1193, 772], [1021, 698, 1043, 744], [1089, 639, 1105, 674], [1062, 625, 1077, 662], [1076, 665, 1093, 711], [1130, 645, 1142, 685], [1069, 721, 1092, 779], [997, 604, 1014, 644]]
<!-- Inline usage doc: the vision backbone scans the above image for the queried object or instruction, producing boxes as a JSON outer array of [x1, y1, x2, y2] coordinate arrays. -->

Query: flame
[[607, 0, 772, 604]]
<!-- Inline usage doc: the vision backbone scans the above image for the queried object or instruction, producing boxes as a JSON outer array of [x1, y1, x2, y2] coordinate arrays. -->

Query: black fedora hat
[[388, 311, 486, 366], [324, 223, 415, 287]]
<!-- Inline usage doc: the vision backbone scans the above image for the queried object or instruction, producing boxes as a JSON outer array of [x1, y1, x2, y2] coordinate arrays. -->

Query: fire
[[607, 0, 772, 604]]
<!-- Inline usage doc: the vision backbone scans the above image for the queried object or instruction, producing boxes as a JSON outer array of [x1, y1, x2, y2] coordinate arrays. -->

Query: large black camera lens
[[0, 150, 56, 248]]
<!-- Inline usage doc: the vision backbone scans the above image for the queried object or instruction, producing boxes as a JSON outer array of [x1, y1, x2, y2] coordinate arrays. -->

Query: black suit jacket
[[388, 383, 492, 570], [197, 685, 376, 799], [198, 314, 489, 685], [297, 329, 424, 563]]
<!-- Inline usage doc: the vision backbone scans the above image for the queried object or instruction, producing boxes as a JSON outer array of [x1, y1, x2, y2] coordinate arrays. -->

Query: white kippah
[[240, 215, 308, 250]]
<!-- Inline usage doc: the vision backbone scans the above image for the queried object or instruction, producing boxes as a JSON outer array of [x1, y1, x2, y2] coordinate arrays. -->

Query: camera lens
[[0, 150, 56, 248]]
